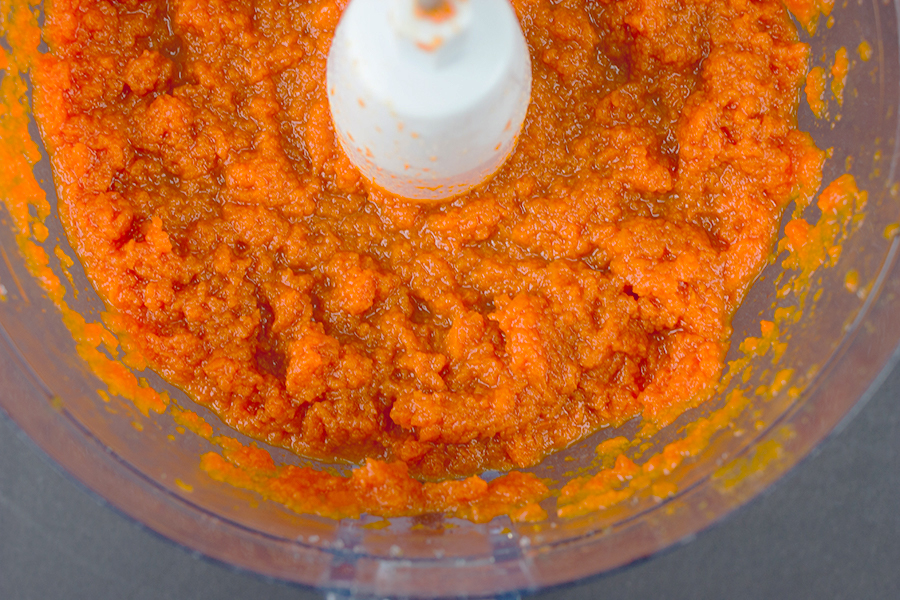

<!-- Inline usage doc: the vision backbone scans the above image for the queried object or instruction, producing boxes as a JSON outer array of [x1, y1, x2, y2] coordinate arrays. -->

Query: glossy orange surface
[[33, 0, 820, 498]]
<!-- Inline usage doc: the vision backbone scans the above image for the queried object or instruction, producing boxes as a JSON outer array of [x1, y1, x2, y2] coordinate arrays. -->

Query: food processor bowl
[[1, 0, 899, 597]]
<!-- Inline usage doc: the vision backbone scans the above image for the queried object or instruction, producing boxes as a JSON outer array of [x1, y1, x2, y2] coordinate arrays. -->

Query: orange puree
[[781, 0, 834, 34], [858, 40, 873, 62], [32, 0, 822, 488], [831, 46, 849, 105], [805, 66, 827, 118]]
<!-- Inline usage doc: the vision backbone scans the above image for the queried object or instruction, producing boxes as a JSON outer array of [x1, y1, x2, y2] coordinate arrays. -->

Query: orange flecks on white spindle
[[326, 0, 532, 201]]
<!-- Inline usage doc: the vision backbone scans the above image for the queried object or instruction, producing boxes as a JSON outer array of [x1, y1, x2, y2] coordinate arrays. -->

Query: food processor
[[1, 0, 899, 597]]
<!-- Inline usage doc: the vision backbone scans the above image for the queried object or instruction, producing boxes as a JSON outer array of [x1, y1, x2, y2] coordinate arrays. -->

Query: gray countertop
[[1, 360, 899, 600]]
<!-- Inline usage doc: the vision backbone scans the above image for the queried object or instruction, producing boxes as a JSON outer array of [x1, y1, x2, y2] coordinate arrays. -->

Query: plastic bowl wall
[[1, 2, 899, 598]]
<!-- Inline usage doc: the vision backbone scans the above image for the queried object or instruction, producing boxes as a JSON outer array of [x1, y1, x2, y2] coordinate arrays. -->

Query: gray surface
[[1, 361, 899, 600]]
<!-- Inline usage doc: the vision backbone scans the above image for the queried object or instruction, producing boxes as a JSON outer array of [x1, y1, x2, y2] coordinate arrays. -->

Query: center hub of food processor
[[326, 0, 532, 201]]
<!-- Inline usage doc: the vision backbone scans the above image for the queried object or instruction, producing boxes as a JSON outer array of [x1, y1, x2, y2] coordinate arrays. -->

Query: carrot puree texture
[[32, 0, 822, 494]]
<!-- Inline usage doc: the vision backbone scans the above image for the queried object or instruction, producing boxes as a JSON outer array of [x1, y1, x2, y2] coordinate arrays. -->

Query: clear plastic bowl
[[1, 1, 899, 597]]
